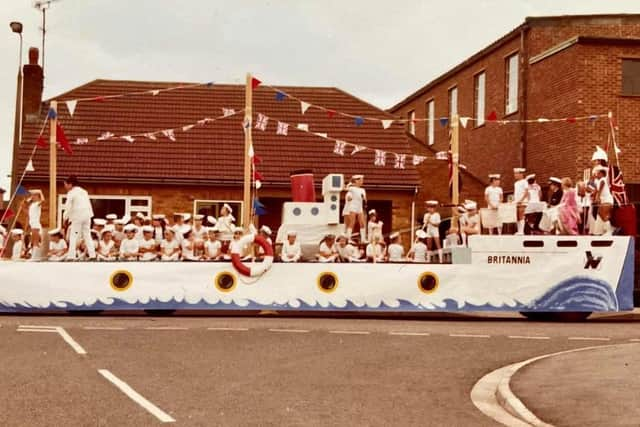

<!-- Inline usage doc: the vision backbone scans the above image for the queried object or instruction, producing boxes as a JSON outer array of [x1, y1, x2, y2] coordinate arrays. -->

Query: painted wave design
[[526, 276, 618, 311]]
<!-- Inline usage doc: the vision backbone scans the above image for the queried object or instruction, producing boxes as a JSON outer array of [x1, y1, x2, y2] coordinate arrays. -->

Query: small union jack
[[161, 129, 176, 141], [394, 153, 406, 169], [74, 138, 89, 145], [276, 121, 289, 136], [222, 108, 235, 117], [412, 155, 426, 166], [255, 113, 269, 131], [609, 165, 628, 206], [374, 149, 386, 166], [334, 140, 346, 155], [97, 131, 115, 141], [143, 132, 157, 141]]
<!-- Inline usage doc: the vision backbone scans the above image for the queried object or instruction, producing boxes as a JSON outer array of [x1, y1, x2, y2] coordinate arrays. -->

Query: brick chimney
[[22, 47, 44, 123]]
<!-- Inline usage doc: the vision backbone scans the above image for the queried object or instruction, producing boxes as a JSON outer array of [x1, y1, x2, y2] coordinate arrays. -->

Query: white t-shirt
[[412, 242, 427, 263], [424, 212, 441, 237], [139, 238, 157, 261], [153, 226, 164, 243], [181, 239, 199, 260], [365, 243, 385, 261], [596, 177, 614, 204], [160, 239, 180, 260], [192, 225, 207, 240], [281, 240, 301, 262], [526, 184, 542, 203], [119, 238, 139, 260], [343, 186, 366, 214], [387, 243, 405, 262], [337, 243, 360, 262], [216, 215, 235, 237], [318, 242, 337, 262], [485, 186, 503, 209], [205, 240, 222, 259], [97, 240, 115, 260], [514, 179, 527, 203], [48, 239, 67, 261], [367, 220, 383, 242], [28, 202, 42, 229]]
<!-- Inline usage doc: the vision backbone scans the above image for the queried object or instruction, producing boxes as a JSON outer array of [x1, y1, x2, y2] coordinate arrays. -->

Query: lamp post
[[10, 21, 23, 147]]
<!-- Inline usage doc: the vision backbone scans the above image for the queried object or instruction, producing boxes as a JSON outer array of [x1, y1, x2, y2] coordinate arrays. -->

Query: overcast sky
[[1, 0, 639, 198]]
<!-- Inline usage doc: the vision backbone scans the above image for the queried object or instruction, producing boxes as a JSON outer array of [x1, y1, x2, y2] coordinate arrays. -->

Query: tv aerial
[[33, 0, 62, 74]]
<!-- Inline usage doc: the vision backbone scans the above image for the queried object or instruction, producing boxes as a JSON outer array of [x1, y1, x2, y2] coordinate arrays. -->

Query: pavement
[[1, 314, 639, 426]]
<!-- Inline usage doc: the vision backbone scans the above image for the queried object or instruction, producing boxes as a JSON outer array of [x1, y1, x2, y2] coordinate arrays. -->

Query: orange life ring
[[230, 234, 274, 277]]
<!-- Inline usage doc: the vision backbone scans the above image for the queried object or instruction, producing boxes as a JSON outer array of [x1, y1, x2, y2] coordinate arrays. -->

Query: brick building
[[11, 63, 421, 238], [390, 14, 640, 207]]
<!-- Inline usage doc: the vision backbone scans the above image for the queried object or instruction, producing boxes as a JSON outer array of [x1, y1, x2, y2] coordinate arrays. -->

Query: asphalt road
[[1, 315, 639, 427]]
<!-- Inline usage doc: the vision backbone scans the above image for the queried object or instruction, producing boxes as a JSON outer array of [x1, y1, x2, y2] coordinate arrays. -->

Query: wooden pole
[[451, 114, 460, 227], [242, 74, 253, 229], [49, 100, 57, 228]]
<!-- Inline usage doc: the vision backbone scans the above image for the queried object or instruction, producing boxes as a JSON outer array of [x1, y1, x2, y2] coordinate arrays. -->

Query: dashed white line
[[206, 327, 249, 331], [508, 335, 550, 340], [450, 333, 491, 338], [329, 330, 371, 335], [56, 327, 87, 355], [17, 328, 57, 333], [17, 326, 87, 354], [98, 369, 175, 423], [143, 327, 189, 331], [568, 337, 611, 342], [83, 326, 126, 331], [630, 338, 640, 342], [268, 328, 309, 333], [389, 331, 431, 336]]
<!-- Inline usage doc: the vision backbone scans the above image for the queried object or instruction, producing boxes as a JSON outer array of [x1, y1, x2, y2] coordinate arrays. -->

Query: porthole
[[311, 207, 320, 216], [417, 272, 439, 294], [331, 195, 337, 202], [215, 271, 237, 293], [110, 270, 133, 292], [317, 272, 338, 293], [293, 207, 302, 216]]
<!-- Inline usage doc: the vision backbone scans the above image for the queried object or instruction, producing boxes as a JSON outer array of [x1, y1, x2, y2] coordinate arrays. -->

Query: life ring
[[230, 233, 274, 277]]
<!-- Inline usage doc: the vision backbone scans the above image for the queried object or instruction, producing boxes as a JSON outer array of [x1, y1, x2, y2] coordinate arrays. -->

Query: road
[[1, 314, 639, 426]]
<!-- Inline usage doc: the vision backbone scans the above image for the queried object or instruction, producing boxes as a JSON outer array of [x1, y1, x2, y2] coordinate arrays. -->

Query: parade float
[[0, 74, 635, 320]]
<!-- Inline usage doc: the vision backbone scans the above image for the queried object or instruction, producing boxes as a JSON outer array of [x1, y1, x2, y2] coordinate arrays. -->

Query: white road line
[[508, 335, 550, 340], [268, 328, 310, 333], [56, 327, 87, 355], [17, 326, 87, 354], [143, 327, 189, 331], [206, 327, 249, 331], [98, 369, 175, 423], [83, 326, 126, 331], [329, 330, 371, 335], [449, 333, 491, 338], [568, 337, 611, 342], [18, 325, 58, 329], [630, 339, 640, 342], [389, 331, 431, 336], [17, 328, 58, 333]]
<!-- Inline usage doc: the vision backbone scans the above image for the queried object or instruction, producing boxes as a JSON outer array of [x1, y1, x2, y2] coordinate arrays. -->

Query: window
[[408, 110, 416, 135], [622, 59, 640, 95], [448, 87, 458, 119], [505, 53, 519, 114], [426, 100, 435, 145], [194, 200, 243, 222], [474, 72, 486, 126], [57, 195, 152, 226]]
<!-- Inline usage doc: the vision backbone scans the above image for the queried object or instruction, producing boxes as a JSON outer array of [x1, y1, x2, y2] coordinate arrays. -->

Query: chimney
[[22, 47, 44, 124]]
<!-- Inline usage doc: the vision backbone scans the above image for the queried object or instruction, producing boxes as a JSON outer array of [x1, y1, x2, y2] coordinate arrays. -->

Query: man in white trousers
[[63, 175, 96, 260]]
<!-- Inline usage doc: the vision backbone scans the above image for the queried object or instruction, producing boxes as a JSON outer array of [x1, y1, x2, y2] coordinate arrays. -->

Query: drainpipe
[[519, 25, 530, 169]]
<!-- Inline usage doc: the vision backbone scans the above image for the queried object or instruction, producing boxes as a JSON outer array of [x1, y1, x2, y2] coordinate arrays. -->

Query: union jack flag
[[143, 132, 157, 141], [394, 153, 406, 169], [161, 129, 176, 141], [97, 131, 115, 141], [609, 165, 628, 206], [276, 121, 289, 136], [334, 140, 346, 155], [255, 113, 269, 131], [374, 149, 386, 166], [222, 108, 235, 117]]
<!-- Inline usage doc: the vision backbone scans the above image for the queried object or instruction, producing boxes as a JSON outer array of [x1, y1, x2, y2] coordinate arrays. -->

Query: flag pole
[[49, 100, 57, 229], [451, 114, 460, 227], [242, 74, 253, 229]]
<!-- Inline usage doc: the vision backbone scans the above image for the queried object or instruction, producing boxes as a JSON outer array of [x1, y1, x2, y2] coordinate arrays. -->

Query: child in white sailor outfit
[[151, 214, 166, 244], [281, 230, 302, 262], [97, 229, 117, 261], [257, 225, 273, 259], [105, 213, 118, 226], [336, 235, 362, 262], [460, 201, 481, 243], [216, 204, 235, 242], [119, 224, 140, 260], [484, 174, 503, 235], [26, 189, 44, 259], [407, 230, 428, 263], [47, 228, 68, 261], [139, 225, 158, 261], [160, 228, 180, 261], [593, 165, 614, 235], [386, 232, 405, 262], [513, 168, 527, 235], [365, 238, 385, 263], [317, 234, 339, 263], [204, 227, 222, 260], [423, 201, 442, 263], [181, 229, 201, 261], [342, 175, 367, 242], [10, 229, 25, 260], [367, 209, 383, 244]]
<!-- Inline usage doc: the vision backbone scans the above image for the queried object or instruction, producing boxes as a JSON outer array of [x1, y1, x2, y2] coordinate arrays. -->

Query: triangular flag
[[251, 77, 261, 89], [327, 110, 336, 119], [143, 132, 157, 141], [412, 155, 426, 166], [254, 171, 264, 181], [182, 124, 195, 132], [297, 123, 309, 132], [36, 135, 47, 148], [66, 100, 77, 117], [150, 89, 160, 96], [459, 117, 470, 128], [487, 111, 498, 121], [439, 117, 449, 127], [253, 198, 267, 216], [614, 143, 622, 155], [314, 132, 328, 138], [355, 117, 365, 126], [351, 145, 366, 155], [98, 131, 115, 141], [275, 91, 286, 101], [381, 119, 394, 129], [56, 123, 73, 155], [566, 117, 577, 123], [16, 185, 29, 196], [47, 108, 57, 119], [300, 101, 311, 114], [252, 154, 262, 165], [1, 207, 15, 221], [26, 159, 35, 172], [161, 129, 176, 142], [75, 138, 88, 145], [121, 135, 135, 143], [255, 180, 262, 190]]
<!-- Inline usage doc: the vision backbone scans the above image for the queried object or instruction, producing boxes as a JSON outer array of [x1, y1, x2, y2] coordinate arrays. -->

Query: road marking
[[207, 327, 249, 331], [329, 330, 370, 335], [507, 335, 550, 340], [630, 339, 640, 342], [268, 328, 309, 333], [17, 326, 87, 354], [144, 327, 189, 331], [83, 326, 126, 331], [98, 369, 175, 423], [450, 333, 491, 338], [389, 331, 431, 336], [568, 337, 610, 341]]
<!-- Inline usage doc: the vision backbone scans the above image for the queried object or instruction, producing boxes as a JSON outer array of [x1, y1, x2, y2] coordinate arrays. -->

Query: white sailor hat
[[548, 177, 562, 185], [106, 213, 118, 220], [207, 215, 217, 225], [114, 219, 125, 225], [135, 212, 145, 219], [48, 228, 62, 236], [103, 224, 115, 233], [11, 229, 24, 236], [222, 203, 233, 213], [142, 225, 154, 233], [463, 200, 477, 210], [100, 227, 113, 236], [591, 146, 608, 162], [593, 165, 608, 174], [489, 174, 501, 180], [425, 200, 438, 206], [28, 189, 45, 201], [287, 230, 297, 236], [93, 218, 106, 226], [513, 167, 526, 173], [152, 214, 166, 220], [260, 225, 272, 235], [232, 226, 244, 233], [415, 229, 427, 239], [143, 216, 151, 222], [183, 213, 192, 221], [90, 229, 100, 237], [124, 224, 137, 232], [121, 214, 131, 224], [368, 209, 377, 215], [351, 174, 364, 180], [207, 226, 219, 233], [165, 227, 175, 234], [389, 231, 400, 239], [193, 214, 204, 221], [525, 174, 536, 180], [457, 205, 467, 214]]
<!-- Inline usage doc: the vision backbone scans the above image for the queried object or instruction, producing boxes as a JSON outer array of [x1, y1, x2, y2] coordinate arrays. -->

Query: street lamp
[[10, 21, 24, 149]]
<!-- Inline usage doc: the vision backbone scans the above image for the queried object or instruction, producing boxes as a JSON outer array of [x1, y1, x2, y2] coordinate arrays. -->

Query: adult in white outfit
[[63, 175, 96, 260], [342, 175, 367, 242]]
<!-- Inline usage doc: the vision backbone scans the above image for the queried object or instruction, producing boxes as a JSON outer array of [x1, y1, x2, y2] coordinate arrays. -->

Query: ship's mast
[[451, 114, 460, 226], [243, 73, 253, 229], [49, 100, 57, 228]]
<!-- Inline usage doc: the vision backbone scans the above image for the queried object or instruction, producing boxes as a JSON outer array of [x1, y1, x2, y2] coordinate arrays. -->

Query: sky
[[1, 0, 639, 199]]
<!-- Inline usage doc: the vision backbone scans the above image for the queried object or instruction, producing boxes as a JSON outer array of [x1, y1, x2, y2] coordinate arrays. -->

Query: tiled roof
[[18, 79, 420, 190]]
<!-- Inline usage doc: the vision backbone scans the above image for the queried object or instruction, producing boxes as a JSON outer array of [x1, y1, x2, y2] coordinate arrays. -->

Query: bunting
[[25, 159, 35, 172], [334, 140, 346, 155], [351, 145, 366, 155], [276, 121, 289, 135], [56, 124, 73, 155], [121, 135, 135, 143], [297, 123, 309, 131], [374, 150, 386, 166], [255, 113, 269, 131], [412, 155, 426, 166], [161, 129, 176, 142], [66, 100, 77, 117], [300, 101, 311, 114], [394, 153, 406, 169], [381, 119, 394, 129], [222, 108, 235, 117]]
